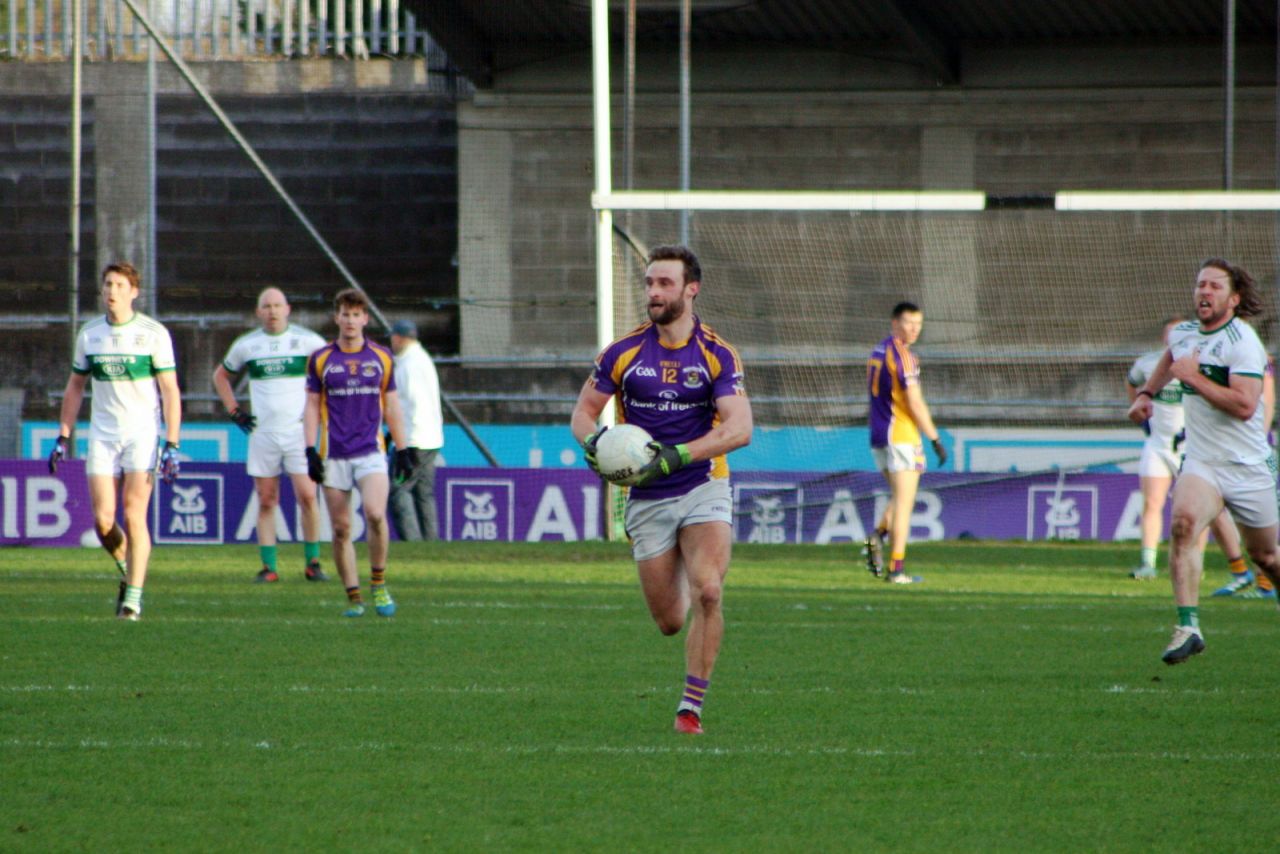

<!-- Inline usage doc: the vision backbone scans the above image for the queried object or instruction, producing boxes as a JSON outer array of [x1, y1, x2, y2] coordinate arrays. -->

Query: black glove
[[306, 446, 325, 484], [48, 435, 69, 475], [228, 407, 256, 434], [634, 442, 692, 487], [159, 441, 181, 484], [931, 438, 948, 467], [582, 427, 607, 475], [393, 447, 419, 484]]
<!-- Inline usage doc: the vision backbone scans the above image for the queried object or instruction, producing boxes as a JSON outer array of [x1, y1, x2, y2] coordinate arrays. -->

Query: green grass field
[[5, 539, 1280, 851]]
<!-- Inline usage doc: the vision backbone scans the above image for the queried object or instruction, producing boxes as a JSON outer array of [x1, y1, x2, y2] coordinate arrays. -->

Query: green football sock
[[304, 542, 321, 563], [1177, 606, 1199, 629], [1140, 547, 1157, 569], [259, 545, 278, 572]]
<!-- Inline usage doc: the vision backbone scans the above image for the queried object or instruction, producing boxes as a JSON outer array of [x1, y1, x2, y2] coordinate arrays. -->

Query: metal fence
[[2, 0, 440, 59]]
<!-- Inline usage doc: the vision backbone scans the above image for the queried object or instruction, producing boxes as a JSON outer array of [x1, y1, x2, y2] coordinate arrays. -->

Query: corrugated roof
[[406, 0, 1278, 87]]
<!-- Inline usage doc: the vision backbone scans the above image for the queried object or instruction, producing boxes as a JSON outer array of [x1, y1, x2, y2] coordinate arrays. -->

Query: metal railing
[[3, 0, 439, 59]]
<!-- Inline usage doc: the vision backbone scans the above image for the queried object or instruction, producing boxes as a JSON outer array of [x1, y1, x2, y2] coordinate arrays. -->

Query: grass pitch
[[5, 539, 1280, 851]]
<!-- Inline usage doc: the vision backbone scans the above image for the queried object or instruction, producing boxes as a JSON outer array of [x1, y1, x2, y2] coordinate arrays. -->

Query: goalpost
[[587, 0, 1280, 543]]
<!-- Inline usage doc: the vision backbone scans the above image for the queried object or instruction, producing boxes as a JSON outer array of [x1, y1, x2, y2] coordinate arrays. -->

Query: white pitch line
[[4, 736, 1277, 763]]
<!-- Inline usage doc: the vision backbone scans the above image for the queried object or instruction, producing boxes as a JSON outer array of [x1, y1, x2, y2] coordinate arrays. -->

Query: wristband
[[1135, 390, 1153, 399]]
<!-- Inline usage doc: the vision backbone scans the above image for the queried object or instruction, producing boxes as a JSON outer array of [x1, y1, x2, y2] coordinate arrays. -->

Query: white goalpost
[[587, 0, 1280, 539]]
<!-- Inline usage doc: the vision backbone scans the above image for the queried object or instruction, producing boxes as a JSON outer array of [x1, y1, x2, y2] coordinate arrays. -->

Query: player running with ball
[[571, 244, 752, 735]]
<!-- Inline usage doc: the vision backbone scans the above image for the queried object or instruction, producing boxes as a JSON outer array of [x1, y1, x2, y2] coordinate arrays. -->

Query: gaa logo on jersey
[[153, 472, 225, 544], [446, 479, 514, 541]]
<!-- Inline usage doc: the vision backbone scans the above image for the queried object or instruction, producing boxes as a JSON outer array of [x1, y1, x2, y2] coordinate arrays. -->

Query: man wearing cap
[[389, 319, 444, 541]]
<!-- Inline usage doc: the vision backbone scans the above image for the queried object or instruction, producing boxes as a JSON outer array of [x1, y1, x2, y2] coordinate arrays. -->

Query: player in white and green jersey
[[1129, 258, 1280, 665], [213, 287, 327, 584], [1125, 318, 1253, 584], [50, 263, 183, 621]]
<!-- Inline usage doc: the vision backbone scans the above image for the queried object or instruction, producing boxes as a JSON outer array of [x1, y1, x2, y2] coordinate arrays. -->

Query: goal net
[[599, 193, 1280, 543]]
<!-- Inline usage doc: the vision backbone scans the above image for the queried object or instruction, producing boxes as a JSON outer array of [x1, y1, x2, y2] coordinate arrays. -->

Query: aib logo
[[1028, 485, 1097, 541], [462, 491, 498, 540], [447, 480, 513, 541], [154, 473, 224, 544], [734, 484, 799, 545]]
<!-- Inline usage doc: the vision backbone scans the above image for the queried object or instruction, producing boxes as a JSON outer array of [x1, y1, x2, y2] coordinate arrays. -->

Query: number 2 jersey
[[71, 313, 177, 440], [588, 316, 746, 500], [1167, 317, 1269, 465]]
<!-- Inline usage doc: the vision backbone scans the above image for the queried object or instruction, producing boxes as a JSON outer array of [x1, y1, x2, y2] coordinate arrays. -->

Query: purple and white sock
[[677, 675, 709, 716]]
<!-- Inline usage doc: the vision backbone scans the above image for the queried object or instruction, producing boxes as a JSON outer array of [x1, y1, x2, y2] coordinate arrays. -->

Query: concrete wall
[[454, 76, 1280, 425], [0, 58, 458, 418]]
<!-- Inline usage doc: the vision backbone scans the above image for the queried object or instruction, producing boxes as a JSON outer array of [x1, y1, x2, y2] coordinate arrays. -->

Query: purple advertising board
[[0, 461, 1155, 547]]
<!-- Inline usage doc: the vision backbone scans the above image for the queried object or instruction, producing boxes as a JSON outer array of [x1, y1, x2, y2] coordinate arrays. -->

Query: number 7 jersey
[[867, 333, 921, 449]]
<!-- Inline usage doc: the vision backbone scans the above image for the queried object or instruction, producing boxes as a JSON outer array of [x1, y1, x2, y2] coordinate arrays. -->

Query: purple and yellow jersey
[[589, 316, 746, 500], [868, 334, 922, 449], [306, 339, 397, 460]]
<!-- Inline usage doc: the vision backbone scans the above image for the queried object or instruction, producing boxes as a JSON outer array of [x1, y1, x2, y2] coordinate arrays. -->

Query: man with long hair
[[1128, 258, 1280, 664]]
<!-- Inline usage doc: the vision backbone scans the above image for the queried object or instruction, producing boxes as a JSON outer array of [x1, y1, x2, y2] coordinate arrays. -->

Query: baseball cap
[[391, 319, 417, 338]]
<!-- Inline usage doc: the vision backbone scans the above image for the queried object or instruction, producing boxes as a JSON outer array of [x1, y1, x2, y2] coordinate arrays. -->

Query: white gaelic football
[[594, 424, 657, 486]]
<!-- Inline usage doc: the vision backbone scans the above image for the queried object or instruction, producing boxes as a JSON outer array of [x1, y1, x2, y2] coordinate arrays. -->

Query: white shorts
[[872, 443, 925, 473], [246, 426, 308, 479], [1137, 441, 1182, 480], [624, 478, 732, 561], [1180, 456, 1280, 529], [323, 452, 389, 492], [85, 432, 159, 477]]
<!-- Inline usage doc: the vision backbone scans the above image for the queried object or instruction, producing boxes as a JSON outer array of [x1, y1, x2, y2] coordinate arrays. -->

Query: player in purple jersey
[[572, 245, 753, 735], [865, 301, 946, 585], [304, 289, 416, 618]]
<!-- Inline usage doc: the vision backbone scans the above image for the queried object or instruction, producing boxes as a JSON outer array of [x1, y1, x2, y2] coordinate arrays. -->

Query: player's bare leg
[[89, 474, 131, 615], [357, 472, 396, 616], [117, 471, 155, 619], [289, 471, 326, 581], [120, 471, 154, 587], [884, 468, 921, 582], [357, 473, 391, 569], [637, 549, 688, 636], [255, 477, 281, 548], [323, 486, 364, 616], [89, 474, 126, 563], [291, 471, 321, 544], [678, 521, 730, 681], [1163, 474, 1221, 663], [253, 476, 282, 582], [1133, 475, 1171, 578], [1239, 524, 1280, 591], [1168, 476, 1221, 607]]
